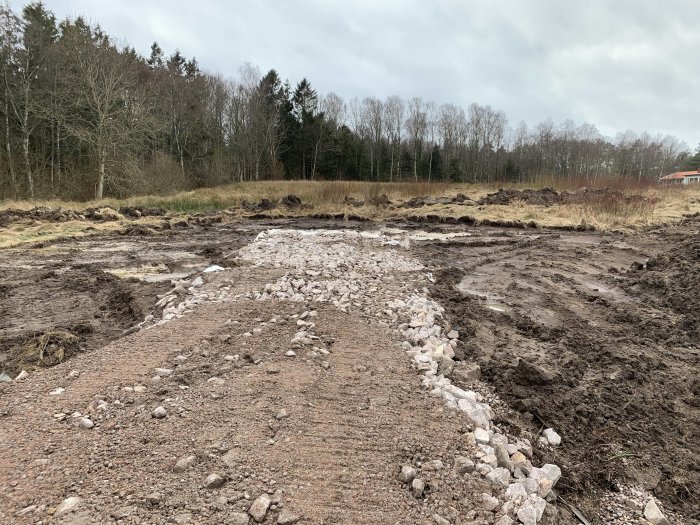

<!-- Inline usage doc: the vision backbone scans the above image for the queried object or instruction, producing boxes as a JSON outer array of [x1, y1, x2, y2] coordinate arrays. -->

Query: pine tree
[[147, 42, 163, 69]]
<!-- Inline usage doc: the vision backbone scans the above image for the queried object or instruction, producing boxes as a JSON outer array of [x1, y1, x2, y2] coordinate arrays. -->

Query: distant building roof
[[659, 170, 700, 180]]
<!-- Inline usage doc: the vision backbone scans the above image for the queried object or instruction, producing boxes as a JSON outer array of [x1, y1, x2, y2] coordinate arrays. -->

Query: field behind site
[[1, 176, 699, 235]]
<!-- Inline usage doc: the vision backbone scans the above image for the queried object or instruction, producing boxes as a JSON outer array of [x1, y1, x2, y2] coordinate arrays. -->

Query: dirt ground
[[0, 213, 698, 524], [415, 217, 700, 522], [0, 221, 263, 377], [0, 270, 494, 524]]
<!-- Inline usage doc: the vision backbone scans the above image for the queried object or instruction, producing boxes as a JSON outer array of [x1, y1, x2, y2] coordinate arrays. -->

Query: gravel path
[[0, 269, 490, 524]]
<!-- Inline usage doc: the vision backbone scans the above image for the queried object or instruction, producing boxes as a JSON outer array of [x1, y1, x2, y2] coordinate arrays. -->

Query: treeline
[[0, 3, 695, 200]]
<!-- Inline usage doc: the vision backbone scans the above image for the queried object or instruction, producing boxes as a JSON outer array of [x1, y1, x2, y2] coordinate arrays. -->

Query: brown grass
[[1, 180, 699, 247]]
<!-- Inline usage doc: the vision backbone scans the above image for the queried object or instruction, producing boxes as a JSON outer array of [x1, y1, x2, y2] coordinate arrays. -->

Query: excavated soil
[[417, 219, 700, 522], [0, 223, 261, 377], [0, 214, 698, 524], [476, 187, 658, 208], [0, 264, 167, 376]]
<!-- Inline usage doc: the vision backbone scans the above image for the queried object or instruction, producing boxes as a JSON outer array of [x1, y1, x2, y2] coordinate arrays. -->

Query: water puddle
[[105, 263, 200, 282], [456, 274, 509, 313]]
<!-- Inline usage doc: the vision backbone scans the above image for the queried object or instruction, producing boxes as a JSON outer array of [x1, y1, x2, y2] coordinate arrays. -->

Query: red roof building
[[659, 170, 700, 184]]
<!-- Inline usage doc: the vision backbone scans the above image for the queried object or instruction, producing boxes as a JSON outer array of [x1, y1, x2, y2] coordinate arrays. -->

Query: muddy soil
[[476, 187, 657, 207], [0, 265, 167, 376], [416, 219, 700, 522], [1, 213, 698, 523], [0, 222, 262, 377]]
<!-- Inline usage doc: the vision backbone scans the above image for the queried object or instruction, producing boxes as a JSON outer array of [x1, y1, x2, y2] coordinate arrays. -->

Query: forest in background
[[1, 2, 699, 201]]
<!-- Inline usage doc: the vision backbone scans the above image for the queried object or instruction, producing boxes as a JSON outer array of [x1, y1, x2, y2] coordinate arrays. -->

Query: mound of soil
[[118, 206, 167, 218], [241, 198, 277, 212], [399, 194, 473, 208], [368, 193, 393, 207], [82, 206, 123, 221], [477, 187, 658, 209], [343, 196, 364, 207], [119, 224, 161, 236], [280, 194, 304, 208], [187, 214, 224, 225], [478, 187, 561, 206], [0, 206, 82, 226]]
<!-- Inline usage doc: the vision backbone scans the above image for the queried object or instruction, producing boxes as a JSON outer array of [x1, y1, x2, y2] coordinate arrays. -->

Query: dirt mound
[[399, 214, 478, 225], [119, 224, 160, 236], [118, 206, 167, 218], [241, 198, 277, 212], [343, 196, 364, 207], [0, 206, 82, 226], [478, 187, 561, 206], [477, 187, 659, 209], [368, 193, 393, 207], [280, 194, 304, 208], [624, 233, 700, 342], [399, 194, 473, 208], [82, 206, 123, 221], [0, 205, 165, 227], [186, 213, 224, 225]]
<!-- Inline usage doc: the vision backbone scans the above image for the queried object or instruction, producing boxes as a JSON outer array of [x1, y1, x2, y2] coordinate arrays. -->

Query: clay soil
[[0, 214, 698, 524], [415, 217, 700, 522]]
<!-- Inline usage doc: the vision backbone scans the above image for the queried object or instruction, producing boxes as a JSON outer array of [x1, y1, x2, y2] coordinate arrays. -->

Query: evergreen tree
[[147, 42, 163, 69]]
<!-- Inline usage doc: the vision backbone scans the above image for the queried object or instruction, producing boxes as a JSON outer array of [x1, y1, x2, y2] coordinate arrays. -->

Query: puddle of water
[[456, 274, 509, 312], [105, 263, 199, 283], [485, 304, 507, 313]]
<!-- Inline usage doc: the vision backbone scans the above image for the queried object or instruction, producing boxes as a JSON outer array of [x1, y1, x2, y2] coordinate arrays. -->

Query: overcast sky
[[15, 0, 700, 149]]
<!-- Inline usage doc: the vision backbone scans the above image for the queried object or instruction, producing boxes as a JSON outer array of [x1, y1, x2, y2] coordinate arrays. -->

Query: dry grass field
[[1, 178, 699, 250]]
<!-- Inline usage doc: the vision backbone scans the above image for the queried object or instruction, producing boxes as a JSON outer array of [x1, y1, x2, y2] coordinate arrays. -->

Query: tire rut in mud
[[418, 228, 700, 522]]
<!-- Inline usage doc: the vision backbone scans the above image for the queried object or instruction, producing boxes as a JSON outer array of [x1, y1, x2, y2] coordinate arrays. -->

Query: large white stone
[[485, 468, 511, 487], [54, 497, 82, 517], [643, 499, 670, 525], [542, 428, 561, 446]]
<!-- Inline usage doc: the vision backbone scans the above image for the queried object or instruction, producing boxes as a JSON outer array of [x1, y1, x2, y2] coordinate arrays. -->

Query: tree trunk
[[397, 147, 401, 181], [312, 141, 319, 180], [389, 148, 394, 182], [428, 149, 433, 182], [413, 147, 418, 182], [50, 118, 54, 185], [56, 121, 61, 183], [23, 129, 33, 198], [21, 85, 33, 198], [4, 88, 16, 195], [96, 143, 105, 200]]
